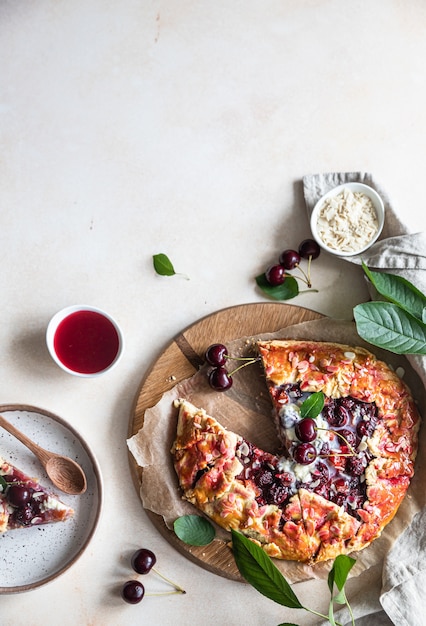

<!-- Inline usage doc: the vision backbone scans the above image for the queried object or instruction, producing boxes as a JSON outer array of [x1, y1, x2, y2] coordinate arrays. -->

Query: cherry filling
[[1, 473, 49, 527], [235, 441, 293, 507], [235, 384, 378, 521]]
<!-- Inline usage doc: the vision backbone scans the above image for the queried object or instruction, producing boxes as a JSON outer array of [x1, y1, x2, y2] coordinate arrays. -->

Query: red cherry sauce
[[54, 310, 120, 374]]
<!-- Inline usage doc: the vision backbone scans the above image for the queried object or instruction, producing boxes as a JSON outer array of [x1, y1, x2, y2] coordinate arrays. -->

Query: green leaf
[[0, 475, 7, 491], [328, 554, 356, 593], [231, 529, 303, 609], [362, 263, 426, 321], [153, 253, 177, 276], [300, 392, 324, 419], [328, 555, 356, 626], [354, 301, 426, 354], [255, 273, 299, 301], [173, 514, 215, 546]]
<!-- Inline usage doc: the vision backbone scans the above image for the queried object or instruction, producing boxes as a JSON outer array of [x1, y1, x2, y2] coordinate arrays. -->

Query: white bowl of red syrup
[[46, 305, 124, 377]]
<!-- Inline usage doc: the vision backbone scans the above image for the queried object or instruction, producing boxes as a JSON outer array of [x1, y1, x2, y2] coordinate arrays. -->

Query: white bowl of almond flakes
[[310, 182, 385, 257]]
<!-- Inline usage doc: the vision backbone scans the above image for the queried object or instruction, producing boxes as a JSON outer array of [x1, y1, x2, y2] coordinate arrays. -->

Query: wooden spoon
[[0, 414, 87, 495]]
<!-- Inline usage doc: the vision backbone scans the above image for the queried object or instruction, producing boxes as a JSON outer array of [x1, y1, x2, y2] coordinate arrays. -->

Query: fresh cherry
[[123, 548, 186, 600], [298, 239, 321, 260], [131, 548, 156, 575], [279, 249, 301, 270], [208, 367, 233, 391], [293, 442, 317, 465], [294, 418, 317, 443], [265, 264, 286, 286], [205, 343, 228, 367], [121, 580, 145, 604]]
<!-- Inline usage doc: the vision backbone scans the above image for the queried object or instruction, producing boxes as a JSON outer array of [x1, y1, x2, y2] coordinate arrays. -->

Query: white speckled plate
[[0, 405, 102, 594]]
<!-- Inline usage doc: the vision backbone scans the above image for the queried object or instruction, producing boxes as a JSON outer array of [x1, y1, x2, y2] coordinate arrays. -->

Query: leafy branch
[[231, 529, 356, 626], [354, 263, 426, 354]]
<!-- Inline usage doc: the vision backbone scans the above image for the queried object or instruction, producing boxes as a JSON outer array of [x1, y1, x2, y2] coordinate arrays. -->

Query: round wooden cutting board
[[129, 302, 324, 581]]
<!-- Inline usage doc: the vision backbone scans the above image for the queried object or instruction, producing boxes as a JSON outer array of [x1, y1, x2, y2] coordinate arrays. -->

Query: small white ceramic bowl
[[46, 305, 124, 377], [310, 182, 385, 257]]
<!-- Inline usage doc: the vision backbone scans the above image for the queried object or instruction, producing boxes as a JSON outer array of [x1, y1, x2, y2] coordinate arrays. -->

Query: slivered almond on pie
[[0, 456, 74, 533], [171, 339, 420, 563]]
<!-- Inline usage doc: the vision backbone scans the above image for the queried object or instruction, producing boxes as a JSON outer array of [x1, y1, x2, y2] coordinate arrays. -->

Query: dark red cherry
[[339, 397, 356, 411], [324, 402, 349, 427], [266, 481, 289, 506], [356, 420, 369, 438], [265, 264, 286, 286], [13, 504, 36, 525], [6, 485, 32, 507], [121, 580, 145, 604], [298, 239, 320, 260], [337, 428, 357, 448], [358, 402, 377, 419], [335, 404, 350, 427], [346, 456, 366, 477], [293, 442, 317, 465], [208, 367, 233, 391], [331, 492, 347, 507], [131, 548, 157, 575], [311, 461, 330, 489], [279, 249, 301, 270], [294, 418, 317, 443], [356, 419, 376, 438], [205, 343, 228, 367]]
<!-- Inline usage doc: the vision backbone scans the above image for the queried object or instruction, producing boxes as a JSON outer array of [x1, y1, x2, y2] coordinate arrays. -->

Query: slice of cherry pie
[[0, 456, 74, 533]]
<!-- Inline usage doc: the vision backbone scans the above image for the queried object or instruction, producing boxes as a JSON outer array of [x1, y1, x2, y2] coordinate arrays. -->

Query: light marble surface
[[0, 1, 424, 624]]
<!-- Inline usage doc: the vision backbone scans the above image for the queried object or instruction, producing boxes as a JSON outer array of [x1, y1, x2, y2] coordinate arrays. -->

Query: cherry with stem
[[122, 548, 186, 604]]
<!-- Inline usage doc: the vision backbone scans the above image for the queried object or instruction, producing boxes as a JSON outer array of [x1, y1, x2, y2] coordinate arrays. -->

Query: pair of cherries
[[205, 343, 233, 391], [121, 549, 185, 604], [205, 343, 258, 391]]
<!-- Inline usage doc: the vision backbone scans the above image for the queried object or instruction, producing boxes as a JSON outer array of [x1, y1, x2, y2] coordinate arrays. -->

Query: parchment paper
[[127, 317, 425, 584]]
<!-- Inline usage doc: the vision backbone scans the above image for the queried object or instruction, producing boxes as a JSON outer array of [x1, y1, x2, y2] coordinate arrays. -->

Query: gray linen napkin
[[303, 172, 426, 626]]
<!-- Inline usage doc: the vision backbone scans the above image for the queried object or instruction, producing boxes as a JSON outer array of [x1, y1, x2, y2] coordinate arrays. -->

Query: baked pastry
[[257, 339, 420, 559], [0, 456, 74, 532], [171, 339, 420, 563]]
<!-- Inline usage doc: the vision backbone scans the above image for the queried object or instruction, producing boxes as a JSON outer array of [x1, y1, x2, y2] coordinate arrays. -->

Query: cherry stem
[[296, 263, 312, 288], [316, 427, 357, 456], [228, 357, 260, 377], [146, 589, 186, 596], [152, 567, 186, 593], [306, 255, 313, 287], [320, 452, 355, 458]]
